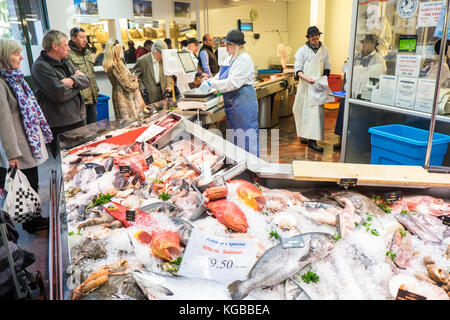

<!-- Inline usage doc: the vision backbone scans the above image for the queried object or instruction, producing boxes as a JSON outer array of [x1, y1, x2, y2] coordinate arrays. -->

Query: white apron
[[292, 47, 325, 141]]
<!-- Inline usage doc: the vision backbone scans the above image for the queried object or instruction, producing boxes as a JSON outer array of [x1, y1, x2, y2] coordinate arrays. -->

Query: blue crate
[[368, 124, 450, 166], [96, 94, 110, 122], [257, 69, 282, 75]]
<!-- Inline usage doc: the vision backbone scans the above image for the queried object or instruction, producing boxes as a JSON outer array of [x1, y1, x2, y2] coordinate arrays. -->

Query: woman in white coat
[[292, 26, 331, 153]]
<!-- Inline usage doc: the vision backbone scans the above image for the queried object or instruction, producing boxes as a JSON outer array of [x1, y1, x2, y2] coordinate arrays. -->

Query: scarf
[[0, 69, 53, 159]]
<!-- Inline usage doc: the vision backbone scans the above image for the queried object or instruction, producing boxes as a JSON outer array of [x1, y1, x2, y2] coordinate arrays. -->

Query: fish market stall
[[51, 114, 450, 301]]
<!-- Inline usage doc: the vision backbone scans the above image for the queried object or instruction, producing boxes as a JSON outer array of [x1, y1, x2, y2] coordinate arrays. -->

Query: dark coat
[[31, 51, 90, 128]]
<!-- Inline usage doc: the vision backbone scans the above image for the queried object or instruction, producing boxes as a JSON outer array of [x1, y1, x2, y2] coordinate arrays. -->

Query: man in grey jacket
[[31, 30, 90, 157]]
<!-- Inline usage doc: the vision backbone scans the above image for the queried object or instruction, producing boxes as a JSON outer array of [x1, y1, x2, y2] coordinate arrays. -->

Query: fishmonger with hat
[[200, 29, 259, 157], [292, 26, 331, 153]]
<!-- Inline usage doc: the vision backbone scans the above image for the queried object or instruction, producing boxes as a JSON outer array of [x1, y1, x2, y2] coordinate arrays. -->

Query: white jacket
[[209, 53, 255, 93]]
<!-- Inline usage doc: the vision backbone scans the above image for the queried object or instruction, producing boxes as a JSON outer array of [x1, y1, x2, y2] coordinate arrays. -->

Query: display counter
[[49, 111, 450, 301]]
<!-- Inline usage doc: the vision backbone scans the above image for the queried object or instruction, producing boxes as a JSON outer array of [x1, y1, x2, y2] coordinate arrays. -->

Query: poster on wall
[[395, 54, 421, 78], [417, 1, 444, 28], [133, 0, 152, 17], [414, 79, 436, 113], [73, 0, 99, 16], [395, 77, 418, 110], [174, 1, 191, 19]]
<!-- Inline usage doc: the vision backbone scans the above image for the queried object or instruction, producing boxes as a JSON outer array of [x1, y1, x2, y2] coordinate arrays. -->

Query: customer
[[0, 138, 7, 170], [164, 38, 173, 49], [95, 43, 106, 66], [125, 40, 137, 64], [131, 39, 174, 104], [292, 26, 331, 153], [186, 38, 203, 72], [199, 34, 219, 78], [199, 30, 259, 157], [0, 39, 53, 232], [103, 40, 141, 120], [31, 30, 90, 158], [68, 27, 99, 125], [136, 40, 153, 59]]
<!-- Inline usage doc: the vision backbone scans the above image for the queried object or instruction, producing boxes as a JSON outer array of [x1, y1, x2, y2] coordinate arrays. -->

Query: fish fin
[[228, 280, 247, 300]]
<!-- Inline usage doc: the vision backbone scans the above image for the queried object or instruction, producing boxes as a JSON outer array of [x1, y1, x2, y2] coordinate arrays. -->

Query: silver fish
[[140, 202, 184, 217], [331, 191, 386, 216], [170, 217, 194, 245], [132, 269, 254, 300], [228, 232, 335, 300], [395, 212, 446, 244]]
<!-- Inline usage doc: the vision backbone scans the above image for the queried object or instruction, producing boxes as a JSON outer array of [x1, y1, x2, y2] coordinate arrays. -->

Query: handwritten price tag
[[136, 125, 166, 143], [178, 229, 258, 284]]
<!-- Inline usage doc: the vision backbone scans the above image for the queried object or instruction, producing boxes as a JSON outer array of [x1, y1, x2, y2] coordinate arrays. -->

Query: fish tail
[[228, 280, 248, 300]]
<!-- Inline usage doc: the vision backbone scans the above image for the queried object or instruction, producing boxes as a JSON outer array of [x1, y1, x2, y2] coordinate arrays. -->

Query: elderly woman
[[103, 40, 141, 120], [0, 38, 53, 233]]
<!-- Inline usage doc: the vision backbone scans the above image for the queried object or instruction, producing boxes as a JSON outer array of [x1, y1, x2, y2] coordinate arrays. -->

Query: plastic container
[[96, 94, 110, 122], [368, 124, 450, 166], [257, 69, 282, 75], [328, 74, 343, 102]]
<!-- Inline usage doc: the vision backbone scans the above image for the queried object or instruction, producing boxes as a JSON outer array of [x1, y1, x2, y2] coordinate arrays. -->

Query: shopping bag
[[308, 76, 336, 106], [135, 88, 147, 112], [2, 167, 41, 224]]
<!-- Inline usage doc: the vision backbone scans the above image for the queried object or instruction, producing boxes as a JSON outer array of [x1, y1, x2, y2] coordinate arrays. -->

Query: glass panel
[[350, 0, 445, 116], [22, 0, 48, 70]]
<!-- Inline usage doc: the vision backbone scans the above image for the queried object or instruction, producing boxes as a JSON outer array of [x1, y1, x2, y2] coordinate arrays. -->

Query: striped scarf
[[0, 69, 53, 159]]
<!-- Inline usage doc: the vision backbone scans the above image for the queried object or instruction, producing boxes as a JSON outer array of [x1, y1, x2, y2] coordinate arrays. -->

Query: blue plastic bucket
[[96, 94, 110, 122], [368, 124, 450, 166]]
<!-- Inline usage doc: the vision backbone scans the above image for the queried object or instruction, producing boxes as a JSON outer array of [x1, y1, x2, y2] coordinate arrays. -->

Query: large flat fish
[[395, 213, 446, 244], [132, 269, 255, 300], [228, 232, 335, 300]]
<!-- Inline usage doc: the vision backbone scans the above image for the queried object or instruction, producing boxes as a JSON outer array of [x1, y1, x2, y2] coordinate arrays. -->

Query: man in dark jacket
[[68, 27, 99, 124], [31, 30, 90, 157], [199, 34, 219, 78], [136, 40, 153, 59]]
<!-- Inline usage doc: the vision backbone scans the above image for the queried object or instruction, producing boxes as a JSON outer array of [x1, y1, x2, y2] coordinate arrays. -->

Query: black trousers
[[21, 166, 39, 194], [85, 104, 97, 125], [49, 120, 85, 158]]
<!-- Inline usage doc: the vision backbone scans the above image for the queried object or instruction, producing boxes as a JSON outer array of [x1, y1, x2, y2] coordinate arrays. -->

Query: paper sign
[[433, 2, 450, 39], [378, 75, 398, 106], [414, 79, 437, 113], [178, 229, 258, 284], [395, 55, 421, 78], [395, 77, 418, 110], [136, 125, 166, 143], [418, 1, 444, 27]]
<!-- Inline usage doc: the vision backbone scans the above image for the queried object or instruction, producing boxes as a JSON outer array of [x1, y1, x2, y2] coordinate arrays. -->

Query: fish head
[[150, 230, 183, 261], [229, 180, 267, 211], [425, 197, 450, 217], [132, 270, 174, 300], [307, 232, 336, 256], [206, 200, 249, 233]]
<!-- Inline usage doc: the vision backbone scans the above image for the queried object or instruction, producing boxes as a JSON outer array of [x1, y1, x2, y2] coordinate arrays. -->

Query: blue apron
[[219, 59, 259, 157]]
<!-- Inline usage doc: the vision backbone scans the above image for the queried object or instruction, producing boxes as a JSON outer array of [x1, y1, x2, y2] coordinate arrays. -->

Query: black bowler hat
[[187, 38, 202, 45], [306, 26, 323, 38], [223, 29, 246, 45], [361, 34, 379, 44]]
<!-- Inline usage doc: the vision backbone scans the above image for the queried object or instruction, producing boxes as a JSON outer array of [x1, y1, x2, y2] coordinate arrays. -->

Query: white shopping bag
[[2, 166, 41, 224], [308, 76, 336, 106]]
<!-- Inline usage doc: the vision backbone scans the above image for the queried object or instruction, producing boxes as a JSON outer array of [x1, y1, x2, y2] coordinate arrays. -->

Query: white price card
[[395, 55, 421, 78], [414, 79, 436, 113], [178, 229, 258, 284], [136, 124, 166, 143]]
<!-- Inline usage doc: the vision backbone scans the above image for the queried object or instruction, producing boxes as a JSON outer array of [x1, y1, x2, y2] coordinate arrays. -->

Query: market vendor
[[199, 29, 259, 157], [354, 34, 386, 72], [292, 26, 331, 153]]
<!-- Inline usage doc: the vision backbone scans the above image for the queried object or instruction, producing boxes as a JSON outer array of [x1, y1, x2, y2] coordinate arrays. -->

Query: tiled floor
[[260, 109, 342, 164]]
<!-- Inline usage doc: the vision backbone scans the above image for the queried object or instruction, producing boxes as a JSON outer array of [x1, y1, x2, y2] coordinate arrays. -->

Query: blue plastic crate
[[368, 124, 450, 166], [257, 69, 282, 75], [96, 94, 110, 122]]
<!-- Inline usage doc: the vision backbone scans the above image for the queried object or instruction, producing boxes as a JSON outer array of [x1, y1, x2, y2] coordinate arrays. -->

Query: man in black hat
[[291, 26, 331, 153], [354, 34, 386, 71]]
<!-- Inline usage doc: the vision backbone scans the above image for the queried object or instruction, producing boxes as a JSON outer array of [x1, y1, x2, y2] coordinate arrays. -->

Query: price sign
[[178, 229, 258, 284], [396, 288, 427, 300], [126, 210, 136, 222], [119, 166, 132, 175], [94, 166, 106, 175], [385, 191, 402, 203], [146, 156, 154, 166], [442, 216, 450, 226], [136, 125, 166, 143]]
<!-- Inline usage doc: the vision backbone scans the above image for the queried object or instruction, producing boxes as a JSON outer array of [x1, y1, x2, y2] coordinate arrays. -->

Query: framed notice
[[418, 1, 444, 27], [395, 55, 421, 78], [395, 77, 418, 110]]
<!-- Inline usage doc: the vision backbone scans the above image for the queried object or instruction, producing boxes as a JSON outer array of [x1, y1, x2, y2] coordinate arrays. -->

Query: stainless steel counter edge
[[348, 98, 450, 124]]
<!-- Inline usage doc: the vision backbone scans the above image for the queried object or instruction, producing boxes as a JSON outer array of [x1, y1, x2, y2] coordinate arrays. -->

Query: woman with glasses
[[103, 39, 140, 121]]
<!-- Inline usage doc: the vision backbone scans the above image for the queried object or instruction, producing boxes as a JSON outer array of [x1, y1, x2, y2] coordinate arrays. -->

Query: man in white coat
[[292, 26, 331, 153]]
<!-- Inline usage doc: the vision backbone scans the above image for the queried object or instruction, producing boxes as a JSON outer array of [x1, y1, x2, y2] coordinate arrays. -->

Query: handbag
[[135, 88, 147, 112], [2, 166, 41, 224]]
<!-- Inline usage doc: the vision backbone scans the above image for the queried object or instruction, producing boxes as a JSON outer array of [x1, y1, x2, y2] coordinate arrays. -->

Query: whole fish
[[331, 191, 386, 216], [395, 213, 446, 244], [140, 202, 184, 217], [388, 229, 413, 269], [228, 232, 335, 300], [169, 217, 194, 245], [389, 195, 450, 217], [132, 269, 255, 300]]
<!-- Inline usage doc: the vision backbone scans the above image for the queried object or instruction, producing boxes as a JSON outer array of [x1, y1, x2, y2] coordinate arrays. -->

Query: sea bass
[[132, 269, 255, 300], [228, 232, 335, 300]]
